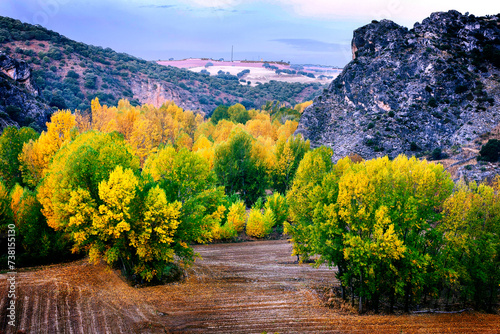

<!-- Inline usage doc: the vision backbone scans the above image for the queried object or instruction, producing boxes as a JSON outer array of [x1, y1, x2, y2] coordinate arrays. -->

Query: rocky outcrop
[[0, 52, 38, 96], [297, 11, 500, 161], [0, 53, 52, 131], [130, 79, 205, 114]]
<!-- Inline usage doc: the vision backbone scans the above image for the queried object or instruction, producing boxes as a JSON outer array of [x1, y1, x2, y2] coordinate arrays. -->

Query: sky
[[1, 0, 499, 67]]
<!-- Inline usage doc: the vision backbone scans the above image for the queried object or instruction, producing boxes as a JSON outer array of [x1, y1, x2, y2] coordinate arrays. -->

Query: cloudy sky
[[1, 0, 499, 66]]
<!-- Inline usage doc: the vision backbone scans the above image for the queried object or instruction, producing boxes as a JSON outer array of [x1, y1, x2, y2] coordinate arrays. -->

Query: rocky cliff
[[0, 52, 52, 131], [297, 11, 500, 164]]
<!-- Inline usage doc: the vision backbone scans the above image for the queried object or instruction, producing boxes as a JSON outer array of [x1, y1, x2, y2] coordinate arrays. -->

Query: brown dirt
[[1, 240, 499, 333]]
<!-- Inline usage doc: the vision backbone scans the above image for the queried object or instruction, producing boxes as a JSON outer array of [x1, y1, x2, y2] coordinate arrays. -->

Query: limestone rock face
[[0, 52, 38, 96], [130, 79, 204, 115], [0, 53, 52, 131], [296, 11, 500, 161]]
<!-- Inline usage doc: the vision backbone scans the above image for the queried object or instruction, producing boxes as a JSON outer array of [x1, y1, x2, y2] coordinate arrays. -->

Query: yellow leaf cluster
[[246, 207, 274, 238]]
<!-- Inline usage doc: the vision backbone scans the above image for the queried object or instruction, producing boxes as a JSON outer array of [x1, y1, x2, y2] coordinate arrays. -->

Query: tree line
[[0, 98, 498, 313], [0, 99, 310, 282]]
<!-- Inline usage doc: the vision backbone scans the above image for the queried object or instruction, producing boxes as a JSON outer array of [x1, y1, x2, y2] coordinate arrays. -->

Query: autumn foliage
[[286, 148, 499, 312], [1, 96, 498, 310], [0, 98, 311, 283]]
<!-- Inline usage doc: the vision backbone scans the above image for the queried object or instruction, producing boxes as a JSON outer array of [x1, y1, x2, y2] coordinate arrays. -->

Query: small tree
[[246, 207, 274, 238]]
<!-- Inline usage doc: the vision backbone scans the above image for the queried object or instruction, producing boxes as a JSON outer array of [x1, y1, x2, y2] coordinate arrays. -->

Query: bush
[[410, 142, 420, 151], [66, 70, 80, 79], [265, 193, 288, 227], [478, 139, 500, 162], [431, 147, 442, 160], [246, 207, 274, 238], [428, 97, 437, 108], [226, 201, 246, 232]]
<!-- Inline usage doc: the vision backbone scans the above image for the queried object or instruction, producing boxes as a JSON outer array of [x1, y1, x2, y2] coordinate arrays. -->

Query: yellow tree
[[129, 117, 160, 165], [212, 119, 237, 144], [65, 166, 183, 282], [192, 135, 213, 152], [440, 181, 500, 310], [287, 153, 453, 312], [19, 110, 77, 188], [91, 97, 117, 133], [225, 200, 246, 232], [143, 146, 225, 256], [276, 120, 298, 141], [116, 100, 141, 141], [294, 101, 313, 113], [245, 114, 277, 141]]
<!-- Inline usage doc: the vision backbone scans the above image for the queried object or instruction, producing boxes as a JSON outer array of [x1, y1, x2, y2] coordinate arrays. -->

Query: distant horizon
[[1, 1, 499, 66], [156, 57, 344, 68]]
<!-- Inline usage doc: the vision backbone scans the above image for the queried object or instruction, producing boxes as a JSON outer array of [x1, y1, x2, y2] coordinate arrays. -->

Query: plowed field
[[1, 240, 499, 333]]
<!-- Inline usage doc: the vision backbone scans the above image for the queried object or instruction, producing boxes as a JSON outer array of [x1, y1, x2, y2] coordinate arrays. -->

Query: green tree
[[265, 192, 288, 227], [272, 135, 310, 193], [9, 185, 71, 265], [440, 181, 500, 311], [0, 179, 12, 230], [210, 105, 229, 124], [0, 126, 39, 189], [228, 103, 250, 124], [478, 139, 500, 162], [38, 131, 140, 232], [214, 130, 268, 206]]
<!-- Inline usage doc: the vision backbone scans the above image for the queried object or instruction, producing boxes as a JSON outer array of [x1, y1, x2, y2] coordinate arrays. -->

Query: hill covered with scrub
[[0, 15, 322, 128]]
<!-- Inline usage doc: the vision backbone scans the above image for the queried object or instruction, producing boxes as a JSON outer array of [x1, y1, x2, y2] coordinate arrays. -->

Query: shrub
[[226, 200, 246, 232], [478, 139, 500, 162], [431, 147, 442, 160], [428, 97, 438, 108], [246, 207, 274, 238], [265, 193, 288, 227], [410, 142, 420, 151]]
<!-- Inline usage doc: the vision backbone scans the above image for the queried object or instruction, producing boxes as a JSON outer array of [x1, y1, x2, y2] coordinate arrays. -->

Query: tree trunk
[[404, 283, 411, 313], [389, 290, 395, 313], [350, 278, 355, 307], [358, 272, 363, 314], [373, 292, 380, 313]]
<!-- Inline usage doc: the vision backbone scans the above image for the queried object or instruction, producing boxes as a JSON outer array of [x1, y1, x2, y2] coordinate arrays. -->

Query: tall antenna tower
[[231, 45, 233, 62]]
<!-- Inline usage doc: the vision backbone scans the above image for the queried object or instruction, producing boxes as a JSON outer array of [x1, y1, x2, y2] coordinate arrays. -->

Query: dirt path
[[1, 240, 499, 333]]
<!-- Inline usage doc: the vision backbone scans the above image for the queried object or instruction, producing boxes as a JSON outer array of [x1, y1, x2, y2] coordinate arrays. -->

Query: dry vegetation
[[1, 240, 499, 333]]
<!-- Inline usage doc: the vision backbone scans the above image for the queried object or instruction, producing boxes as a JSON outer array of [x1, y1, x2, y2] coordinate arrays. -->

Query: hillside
[[0, 16, 323, 120], [297, 10, 500, 180]]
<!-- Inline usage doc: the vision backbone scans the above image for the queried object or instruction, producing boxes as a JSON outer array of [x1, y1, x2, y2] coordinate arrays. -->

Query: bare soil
[[1, 240, 499, 333]]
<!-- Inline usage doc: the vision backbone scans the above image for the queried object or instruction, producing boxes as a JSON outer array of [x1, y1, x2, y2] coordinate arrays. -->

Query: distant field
[[1, 240, 498, 333], [157, 59, 341, 86]]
